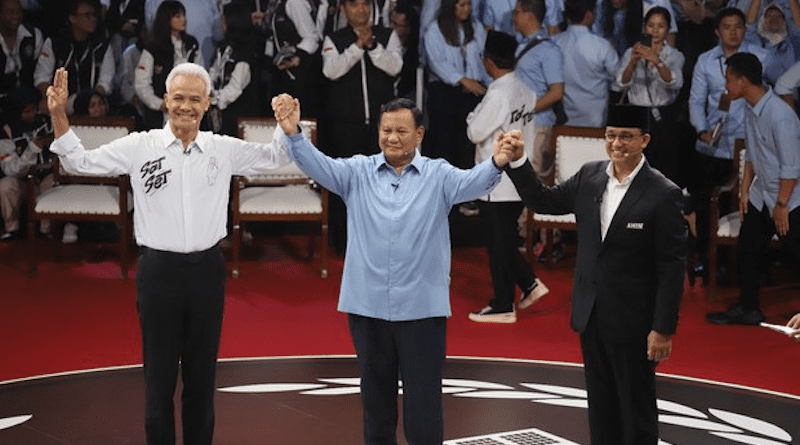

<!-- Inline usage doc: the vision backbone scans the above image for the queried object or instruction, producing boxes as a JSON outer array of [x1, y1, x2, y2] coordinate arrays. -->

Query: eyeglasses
[[604, 131, 643, 144]]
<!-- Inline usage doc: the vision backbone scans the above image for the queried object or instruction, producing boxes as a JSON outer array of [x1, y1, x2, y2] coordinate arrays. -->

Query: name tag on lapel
[[626, 222, 644, 230]]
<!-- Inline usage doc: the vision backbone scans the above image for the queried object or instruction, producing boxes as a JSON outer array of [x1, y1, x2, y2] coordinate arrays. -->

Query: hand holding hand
[[491, 130, 523, 167], [647, 330, 672, 362], [271, 93, 301, 135], [460, 78, 486, 97], [46, 68, 69, 117]]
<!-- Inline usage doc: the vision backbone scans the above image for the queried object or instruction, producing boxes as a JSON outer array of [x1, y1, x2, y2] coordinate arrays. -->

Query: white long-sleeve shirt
[[134, 36, 202, 112], [321, 30, 403, 80], [50, 124, 292, 253], [208, 46, 251, 110], [467, 72, 537, 202]]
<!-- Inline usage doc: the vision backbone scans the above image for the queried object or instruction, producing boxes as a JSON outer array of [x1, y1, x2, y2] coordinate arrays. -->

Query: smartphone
[[640, 33, 652, 47]]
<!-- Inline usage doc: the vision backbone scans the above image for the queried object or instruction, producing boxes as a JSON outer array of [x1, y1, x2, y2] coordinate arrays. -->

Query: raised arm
[[46, 68, 71, 139]]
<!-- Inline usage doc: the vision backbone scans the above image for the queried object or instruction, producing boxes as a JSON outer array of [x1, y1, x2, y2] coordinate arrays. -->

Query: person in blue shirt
[[272, 93, 517, 445], [706, 53, 800, 325], [744, 0, 800, 86], [687, 7, 769, 280], [514, 0, 565, 186], [553, 0, 619, 127], [423, 0, 489, 169]]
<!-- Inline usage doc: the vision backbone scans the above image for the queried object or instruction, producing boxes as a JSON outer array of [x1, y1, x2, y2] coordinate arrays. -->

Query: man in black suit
[[505, 104, 686, 445]]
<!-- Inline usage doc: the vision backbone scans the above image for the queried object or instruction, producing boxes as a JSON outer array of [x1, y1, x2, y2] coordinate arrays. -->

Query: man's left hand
[[773, 204, 790, 236], [647, 330, 672, 362]]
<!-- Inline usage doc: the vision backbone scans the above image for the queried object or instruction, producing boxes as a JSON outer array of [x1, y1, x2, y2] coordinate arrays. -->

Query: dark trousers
[[136, 245, 227, 445], [579, 312, 658, 445], [738, 203, 800, 310], [348, 314, 446, 445], [643, 104, 680, 185], [423, 81, 479, 169], [477, 200, 536, 312], [687, 153, 733, 261]]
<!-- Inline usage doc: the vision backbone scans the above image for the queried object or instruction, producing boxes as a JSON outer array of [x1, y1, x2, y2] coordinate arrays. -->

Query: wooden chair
[[230, 116, 329, 278], [26, 115, 135, 279], [525, 126, 608, 265]]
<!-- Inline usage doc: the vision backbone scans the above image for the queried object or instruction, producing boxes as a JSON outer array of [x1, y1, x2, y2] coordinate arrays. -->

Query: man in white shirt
[[466, 30, 549, 323], [47, 62, 293, 445]]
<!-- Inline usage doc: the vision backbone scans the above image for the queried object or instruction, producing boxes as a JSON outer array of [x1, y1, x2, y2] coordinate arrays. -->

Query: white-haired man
[[47, 62, 294, 445]]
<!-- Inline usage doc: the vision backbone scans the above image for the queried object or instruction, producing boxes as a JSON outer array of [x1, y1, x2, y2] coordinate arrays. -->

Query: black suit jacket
[[508, 159, 686, 342]]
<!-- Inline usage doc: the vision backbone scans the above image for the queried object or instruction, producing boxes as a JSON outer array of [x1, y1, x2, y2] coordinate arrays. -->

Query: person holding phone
[[615, 6, 684, 184]]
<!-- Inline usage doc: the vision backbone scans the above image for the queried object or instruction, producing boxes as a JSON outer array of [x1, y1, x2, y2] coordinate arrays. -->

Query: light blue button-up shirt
[[286, 132, 503, 321], [689, 43, 769, 159], [744, 87, 800, 212], [553, 24, 619, 127], [516, 29, 565, 127], [424, 19, 491, 87]]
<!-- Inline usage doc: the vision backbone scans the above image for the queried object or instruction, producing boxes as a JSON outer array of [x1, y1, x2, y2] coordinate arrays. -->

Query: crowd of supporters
[[2, 0, 800, 276]]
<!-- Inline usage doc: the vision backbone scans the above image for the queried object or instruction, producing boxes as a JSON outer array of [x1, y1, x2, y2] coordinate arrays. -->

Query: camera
[[640, 33, 652, 47]]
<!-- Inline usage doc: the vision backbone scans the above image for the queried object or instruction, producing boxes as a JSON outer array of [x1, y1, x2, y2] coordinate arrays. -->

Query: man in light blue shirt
[[553, 0, 619, 127], [514, 0, 565, 185], [687, 7, 769, 279], [707, 53, 800, 325], [273, 94, 517, 445]]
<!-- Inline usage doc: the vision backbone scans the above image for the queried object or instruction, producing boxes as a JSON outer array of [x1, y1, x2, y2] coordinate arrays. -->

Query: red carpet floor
[[1, 228, 799, 397]]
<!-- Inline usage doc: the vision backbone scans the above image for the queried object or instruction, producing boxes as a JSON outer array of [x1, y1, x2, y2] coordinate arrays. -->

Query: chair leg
[[231, 222, 241, 278], [708, 243, 718, 302], [320, 220, 328, 278], [120, 220, 129, 280], [27, 218, 37, 278]]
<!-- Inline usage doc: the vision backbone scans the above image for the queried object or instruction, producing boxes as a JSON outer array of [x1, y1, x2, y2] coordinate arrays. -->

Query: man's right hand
[[46, 68, 71, 139], [46, 68, 69, 117], [271, 94, 301, 136]]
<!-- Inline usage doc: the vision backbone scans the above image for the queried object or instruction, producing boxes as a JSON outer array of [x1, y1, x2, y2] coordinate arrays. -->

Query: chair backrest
[[59, 115, 135, 178], [238, 116, 317, 178], [552, 126, 608, 184], [70, 115, 135, 150]]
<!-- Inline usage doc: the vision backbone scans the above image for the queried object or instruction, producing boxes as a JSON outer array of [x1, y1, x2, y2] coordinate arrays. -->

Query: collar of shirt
[[376, 149, 422, 175], [604, 153, 646, 186], [747, 86, 773, 116], [160, 123, 207, 154]]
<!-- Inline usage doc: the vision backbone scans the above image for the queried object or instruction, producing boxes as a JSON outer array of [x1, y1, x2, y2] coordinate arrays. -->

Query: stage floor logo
[[1, 356, 798, 444]]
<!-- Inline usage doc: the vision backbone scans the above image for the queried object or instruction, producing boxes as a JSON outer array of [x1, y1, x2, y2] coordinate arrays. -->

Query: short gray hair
[[165, 62, 211, 95]]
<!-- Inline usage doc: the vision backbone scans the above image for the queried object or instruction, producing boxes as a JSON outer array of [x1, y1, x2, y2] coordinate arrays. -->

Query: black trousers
[[579, 312, 658, 445], [136, 245, 226, 445], [423, 81, 480, 169], [348, 314, 446, 445], [477, 200, 536, 312], [738, 202, 800, 310], [687, 153, 733, 261]]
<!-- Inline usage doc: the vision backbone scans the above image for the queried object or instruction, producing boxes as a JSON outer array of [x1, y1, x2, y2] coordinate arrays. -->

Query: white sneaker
[[62, 223, 78, 244], [518, 278, 549, 310], [468, 306, 517, 323]]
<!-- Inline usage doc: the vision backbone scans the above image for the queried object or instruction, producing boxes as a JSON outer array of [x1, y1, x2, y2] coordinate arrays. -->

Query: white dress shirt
[[50, 125, 292, 253], [600, 155, 646, 240]]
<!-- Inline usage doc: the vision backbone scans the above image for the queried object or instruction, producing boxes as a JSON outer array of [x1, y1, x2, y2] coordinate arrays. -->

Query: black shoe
[[706, 305, 765, 325], [0, 230, 19, 242]]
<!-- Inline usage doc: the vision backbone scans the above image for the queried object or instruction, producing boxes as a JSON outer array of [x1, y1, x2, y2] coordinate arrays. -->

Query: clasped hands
[[272, 93, 301, 136], [493, 130, 524, 168]]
